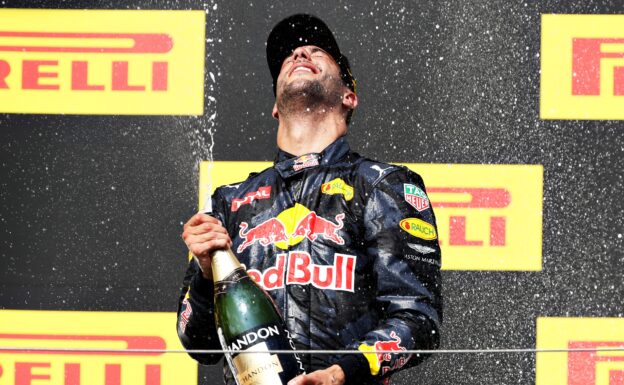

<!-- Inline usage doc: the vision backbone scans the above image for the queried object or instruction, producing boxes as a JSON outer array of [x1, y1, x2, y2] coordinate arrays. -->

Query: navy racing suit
[[177, 137, 443, 385]]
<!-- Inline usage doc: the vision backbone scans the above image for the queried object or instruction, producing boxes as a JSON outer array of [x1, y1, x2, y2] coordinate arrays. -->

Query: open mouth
[[289, 63, 318, 77], [293, 67, 313, 74]]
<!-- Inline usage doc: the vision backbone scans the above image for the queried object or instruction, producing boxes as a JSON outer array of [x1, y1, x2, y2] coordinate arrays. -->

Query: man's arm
[[340, 167, 443, 382], [290, 167, 442, 385], [176, 257, 223, 364], [177, 192, 233, 364]]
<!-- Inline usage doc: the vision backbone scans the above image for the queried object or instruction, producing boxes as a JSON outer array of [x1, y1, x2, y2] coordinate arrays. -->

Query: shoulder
[[213, 165, 277, 201], [355, 157, 422, 188]]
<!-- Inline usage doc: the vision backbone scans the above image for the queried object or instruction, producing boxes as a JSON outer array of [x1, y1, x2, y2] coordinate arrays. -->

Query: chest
[[226, 170, 365, 260]]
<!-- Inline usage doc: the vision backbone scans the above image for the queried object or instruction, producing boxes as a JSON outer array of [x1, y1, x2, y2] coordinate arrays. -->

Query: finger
[[287, 374, 306, 385], [182, 223, 228, 236], [202, 221, 229, 233], [186, 232, 231, 245], [184, 213, 221, 229], [186, 236, 229, 256], [190, 238, 230, 257], [183, 222, 228, 237]]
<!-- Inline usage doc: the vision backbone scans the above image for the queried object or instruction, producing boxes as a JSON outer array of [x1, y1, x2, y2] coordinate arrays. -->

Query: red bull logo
[[358, 331, 408, 377], [374, 331, 406, 363], [237, 204, 345, 252], [292, 212, 345, 244], [293, 154, 319, 171], [237, 218, 289, 253], [246, 252, 356, 292]]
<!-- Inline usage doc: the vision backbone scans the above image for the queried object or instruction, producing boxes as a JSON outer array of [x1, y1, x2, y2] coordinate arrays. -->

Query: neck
[[276, 112, 347, 156]]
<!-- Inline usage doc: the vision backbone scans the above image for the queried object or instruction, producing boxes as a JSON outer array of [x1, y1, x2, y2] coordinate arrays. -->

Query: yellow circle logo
[[273, 203, 311, 249], [399, 218, 437, 240]]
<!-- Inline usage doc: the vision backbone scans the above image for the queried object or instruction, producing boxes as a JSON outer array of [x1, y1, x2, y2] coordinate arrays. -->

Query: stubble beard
[[276, 74, 344, 119]]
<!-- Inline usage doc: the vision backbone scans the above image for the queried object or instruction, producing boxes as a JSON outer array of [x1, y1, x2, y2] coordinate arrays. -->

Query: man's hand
[[288, 365, 345, 385], [181, 213, 232, 278]]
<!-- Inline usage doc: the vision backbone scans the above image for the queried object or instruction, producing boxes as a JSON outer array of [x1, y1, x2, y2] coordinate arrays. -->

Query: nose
[[291, 46, 312, 61]]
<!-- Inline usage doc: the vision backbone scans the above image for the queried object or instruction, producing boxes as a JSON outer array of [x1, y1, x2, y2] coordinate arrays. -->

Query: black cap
[[266, 14, 356, 95]]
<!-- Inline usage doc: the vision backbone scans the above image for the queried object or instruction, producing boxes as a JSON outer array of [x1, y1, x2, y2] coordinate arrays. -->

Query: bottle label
[[221, 323, 304, 385], [214, 268, 248, 296], [233, 341, 283, 385]]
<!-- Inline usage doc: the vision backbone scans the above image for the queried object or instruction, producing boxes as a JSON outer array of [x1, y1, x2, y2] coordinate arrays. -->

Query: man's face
[[275, 45, 345, 102]]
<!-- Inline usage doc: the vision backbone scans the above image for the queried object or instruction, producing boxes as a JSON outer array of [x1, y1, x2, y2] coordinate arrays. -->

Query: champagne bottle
[[212, 248, 305, 385]]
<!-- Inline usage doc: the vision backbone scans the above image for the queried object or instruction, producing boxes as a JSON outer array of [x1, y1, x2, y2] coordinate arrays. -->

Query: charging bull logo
[[237, 204, 345, 253], [374, 332, 407, 362], [358, 331, 409, 377], [238, 218, 289, 252], [292, 212, 345, 244]]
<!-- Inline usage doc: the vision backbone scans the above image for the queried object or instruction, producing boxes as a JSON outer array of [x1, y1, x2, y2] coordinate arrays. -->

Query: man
[[178, 14, 442, 385]]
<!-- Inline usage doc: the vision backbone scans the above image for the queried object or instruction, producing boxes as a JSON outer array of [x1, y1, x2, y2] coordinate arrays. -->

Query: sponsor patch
[[231, 186, 271, 211], [407, 243, 436, 254], [370, 165, 394, 180], [400, 218, 437, 240], [292, 212, 345, 244], [358, 331, 409, 376], [237, 204, 345, 252], [321, 178, 354, 201], [178, 297, 192, 333], [237, 217, 288, 253], [404, 254, 441, 266], [246, 252, 356, 292], [293, 154, 319, 171], [404, 184, 430, 212]]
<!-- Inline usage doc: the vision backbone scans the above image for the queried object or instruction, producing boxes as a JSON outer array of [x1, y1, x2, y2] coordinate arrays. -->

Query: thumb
[[288, 374, 306, 385]]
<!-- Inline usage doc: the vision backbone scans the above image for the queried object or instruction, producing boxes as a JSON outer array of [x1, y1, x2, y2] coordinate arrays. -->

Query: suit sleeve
[[176, 190, 229, 365], [337, 168, 443, 382]]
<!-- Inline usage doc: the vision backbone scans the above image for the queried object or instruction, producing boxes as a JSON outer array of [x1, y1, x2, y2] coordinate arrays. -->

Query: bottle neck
[[211, 248, 243, 282]]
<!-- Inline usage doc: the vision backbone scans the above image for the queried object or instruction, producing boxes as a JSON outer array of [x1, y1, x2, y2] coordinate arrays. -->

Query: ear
[[272, 103, 279, 119], [342, 89, 358, 110]]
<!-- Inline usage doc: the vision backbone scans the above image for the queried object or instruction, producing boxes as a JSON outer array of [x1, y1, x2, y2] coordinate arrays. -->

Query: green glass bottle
[[212, 248, 305, 385]]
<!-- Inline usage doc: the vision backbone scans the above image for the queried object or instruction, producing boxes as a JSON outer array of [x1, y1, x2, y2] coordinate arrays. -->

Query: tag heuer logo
[[404, 184, 430, 212]]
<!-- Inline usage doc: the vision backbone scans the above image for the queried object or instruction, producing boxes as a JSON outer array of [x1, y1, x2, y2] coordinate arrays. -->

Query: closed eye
[[310, 47, 329, 57]]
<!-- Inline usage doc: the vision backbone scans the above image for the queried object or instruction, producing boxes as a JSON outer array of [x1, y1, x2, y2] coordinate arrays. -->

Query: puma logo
[[371, 165, 393, 179]]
